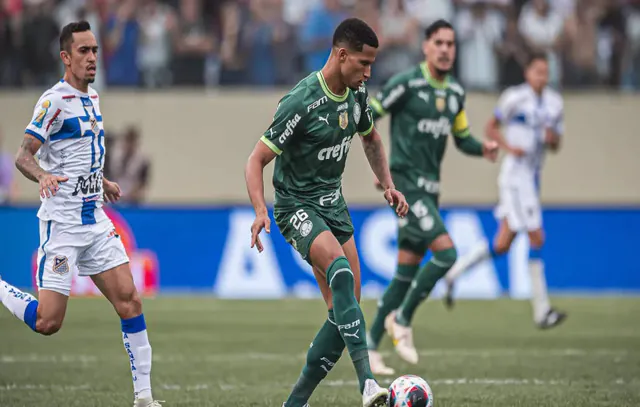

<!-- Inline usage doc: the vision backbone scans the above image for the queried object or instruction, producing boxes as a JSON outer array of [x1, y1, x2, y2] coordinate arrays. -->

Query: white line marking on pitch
[[0, 349, 632, 364], [1, 378, 633, 392]]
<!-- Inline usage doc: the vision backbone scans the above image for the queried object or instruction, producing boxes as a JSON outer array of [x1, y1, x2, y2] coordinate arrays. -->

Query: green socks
[[367, 264, 419, 350], [285, 310, 345, 407], [396, 248, 457, 326], [327, 256, 375, 393]]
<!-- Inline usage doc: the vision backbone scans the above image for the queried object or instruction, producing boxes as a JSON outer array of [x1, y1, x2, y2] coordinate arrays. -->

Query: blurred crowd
[[1, 0, 640, 91]]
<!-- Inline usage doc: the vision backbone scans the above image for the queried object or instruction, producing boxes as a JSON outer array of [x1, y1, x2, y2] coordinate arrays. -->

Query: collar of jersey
[[59, 78, 90, 97], [420, 62, 448, 90], [316, 71, 350, 102]]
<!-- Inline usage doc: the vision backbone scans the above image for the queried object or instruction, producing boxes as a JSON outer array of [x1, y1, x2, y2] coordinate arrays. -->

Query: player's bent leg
[[309, 232, 388, 406], [527, 229, 567, 329], [90, 263, 158, 406], [0, 277, 68, 335], [444, 218, 517, 309]]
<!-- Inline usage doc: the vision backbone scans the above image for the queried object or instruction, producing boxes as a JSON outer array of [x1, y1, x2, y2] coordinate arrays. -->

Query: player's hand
[[482, 140, 499, 161], [37, 172, 68, 199], [507, 146, 526, 157], [250, 212, 271, 253], [103, 179, 122, 203], [384, 188, 409, 218], [373, 178, 384, 191]]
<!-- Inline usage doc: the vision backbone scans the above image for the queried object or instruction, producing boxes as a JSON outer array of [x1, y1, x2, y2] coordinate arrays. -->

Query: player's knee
[[326, 256, 354, 292], [36, 317, 63, 336], [432, 248, 457, 280], [529, 232, 545, 249], [114, 289, 143, 320], [493, 241, 511, 255]]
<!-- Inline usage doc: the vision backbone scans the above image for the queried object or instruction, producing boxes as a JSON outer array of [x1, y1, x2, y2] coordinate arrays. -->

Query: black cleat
[[444, 280, 455, 310], [537, 308, 567, 330]]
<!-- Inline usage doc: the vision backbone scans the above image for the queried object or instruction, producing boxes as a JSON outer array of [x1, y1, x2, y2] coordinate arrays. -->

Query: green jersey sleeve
[[356, 85, 374, 136], [369, 75, 409, 121], [260, 94, 306, 155]]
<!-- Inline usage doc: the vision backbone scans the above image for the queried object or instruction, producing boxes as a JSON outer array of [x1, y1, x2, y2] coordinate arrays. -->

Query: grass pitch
[[1, 297, 639, 406]]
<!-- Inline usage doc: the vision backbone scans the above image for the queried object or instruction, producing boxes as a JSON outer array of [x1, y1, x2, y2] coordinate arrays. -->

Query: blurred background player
[[245, 18, 408, 407], [365, 19, 499, 374], [0, 21, 161, 407], [444, 52, 567, 330]]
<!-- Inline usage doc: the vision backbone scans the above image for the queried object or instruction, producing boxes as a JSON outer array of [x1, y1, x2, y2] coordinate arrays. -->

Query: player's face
[[525, 59, 549, 92], [424, 28, 456, 73], [62, 31, 99, 84], [340, 44, 377, 90]]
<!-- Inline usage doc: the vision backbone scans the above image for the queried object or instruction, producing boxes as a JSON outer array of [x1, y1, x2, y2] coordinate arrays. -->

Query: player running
[[0, 22, 161, 407], [444, 52, 567, 329], [364, 19, 499, 374], [245, 18, 408, 407]]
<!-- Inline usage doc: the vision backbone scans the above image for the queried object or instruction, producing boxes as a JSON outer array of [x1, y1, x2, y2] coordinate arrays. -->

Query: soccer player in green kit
[[244, 18, 409, 407], [365, 19, 499, 375]]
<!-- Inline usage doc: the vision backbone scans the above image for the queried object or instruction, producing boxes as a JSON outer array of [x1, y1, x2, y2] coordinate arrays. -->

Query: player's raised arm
[[16, 95, 68, 197]]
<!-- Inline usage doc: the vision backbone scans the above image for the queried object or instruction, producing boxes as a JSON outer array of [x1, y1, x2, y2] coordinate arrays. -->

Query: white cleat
[[134, 398, 164, 407], [362, 378, 389, 407], [385, 311, 419, 365], [368, 349, 395, 376]]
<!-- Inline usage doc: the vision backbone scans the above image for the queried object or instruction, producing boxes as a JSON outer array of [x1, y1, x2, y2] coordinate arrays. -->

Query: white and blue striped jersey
[[494, 83, 563, 188], [25, 80, 107, 225]]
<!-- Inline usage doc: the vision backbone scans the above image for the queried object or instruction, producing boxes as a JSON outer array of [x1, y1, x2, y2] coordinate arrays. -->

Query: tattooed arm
[[15, 134, 46, 183], [360, 128, 409, 217], [15, 134, 68, 198]]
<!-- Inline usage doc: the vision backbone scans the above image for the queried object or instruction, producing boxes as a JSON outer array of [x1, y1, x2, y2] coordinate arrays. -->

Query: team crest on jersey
[[31, 100, 51, 128], [90, 117, 100, 135], [339, 111, 349, 129], [435, 97, 445, 112], [353, 103, 361, 125], [300, 220, 313, 237], [52, 255, 69, 275], [448, 95, 459, 114]]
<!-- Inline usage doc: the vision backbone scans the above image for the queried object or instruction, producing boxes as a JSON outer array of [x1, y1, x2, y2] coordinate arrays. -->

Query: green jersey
[[261, 71, 374, 208], [370, 63, 482, 195]]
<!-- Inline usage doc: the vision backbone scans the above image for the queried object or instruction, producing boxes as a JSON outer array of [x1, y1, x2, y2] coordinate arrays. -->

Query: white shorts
[[36, 219, 130, 296], [494, 182, 542, 232]]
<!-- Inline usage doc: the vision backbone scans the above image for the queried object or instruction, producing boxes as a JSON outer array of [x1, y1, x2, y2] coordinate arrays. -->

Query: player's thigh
[[274, 205, 329, 265], [495, 184, 534, 235], [400, 193, 447, 257], [77, 219, 130, 278], [77, 220, 138, 319], [36, 220, 79, 299], [36, 290, 69, 334], [90, 263, 141, 319]]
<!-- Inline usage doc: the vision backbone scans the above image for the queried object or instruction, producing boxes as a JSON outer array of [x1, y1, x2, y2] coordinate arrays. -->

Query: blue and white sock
[[446, 240, 497, 283], [0, 279, 39, 331], [122, 314, 153, 400]]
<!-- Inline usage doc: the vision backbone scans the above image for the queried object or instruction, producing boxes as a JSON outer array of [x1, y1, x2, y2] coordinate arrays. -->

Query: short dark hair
[[425, 19, 454, 40], [60, 21, 91, 52], [333, 18, 379, 51], [527, 51, 548, 67]]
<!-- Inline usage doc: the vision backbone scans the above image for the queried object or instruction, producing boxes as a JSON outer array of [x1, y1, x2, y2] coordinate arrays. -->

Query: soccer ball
[[388, 374, 433, 407]]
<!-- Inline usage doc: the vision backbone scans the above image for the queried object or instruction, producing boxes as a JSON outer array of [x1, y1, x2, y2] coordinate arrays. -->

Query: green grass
[[1, 297, 640, 406]]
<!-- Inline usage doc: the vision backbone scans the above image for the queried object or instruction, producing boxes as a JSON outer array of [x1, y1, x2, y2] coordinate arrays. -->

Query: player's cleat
[[282, 404, 309, 407], [362, 379, 389, 407], [384, 311, 419, 365], [537, 308, 567, 330], [444, 279, 455, 310], [368, 349, 395, 376], [134, 398, 164, 407]]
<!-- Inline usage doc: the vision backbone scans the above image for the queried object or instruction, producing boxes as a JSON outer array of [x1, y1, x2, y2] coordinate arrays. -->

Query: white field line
[[0, 348, 632, 364], [0, 378, 634, 393]]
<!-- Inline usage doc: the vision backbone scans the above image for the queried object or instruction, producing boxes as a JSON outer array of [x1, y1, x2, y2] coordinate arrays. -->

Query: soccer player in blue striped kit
[[0, 21, 161, 407]]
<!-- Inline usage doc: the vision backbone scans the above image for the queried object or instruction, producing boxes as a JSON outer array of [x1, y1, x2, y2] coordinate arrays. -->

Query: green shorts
[[397, 192, 448, 255], [274, 203, 354, 264]]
